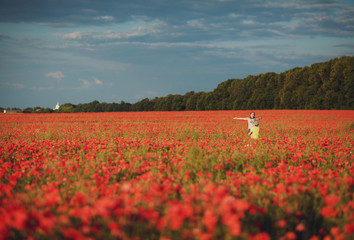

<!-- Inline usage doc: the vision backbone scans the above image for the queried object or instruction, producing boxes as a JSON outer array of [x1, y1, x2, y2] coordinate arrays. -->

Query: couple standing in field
[[233, 112, 262, 139]]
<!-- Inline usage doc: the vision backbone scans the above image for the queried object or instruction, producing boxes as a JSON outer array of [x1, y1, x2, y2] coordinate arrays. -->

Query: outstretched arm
[[233, 117, 249, 120]]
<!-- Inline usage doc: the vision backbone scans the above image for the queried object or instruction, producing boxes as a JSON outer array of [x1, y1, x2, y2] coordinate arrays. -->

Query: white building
[[53, 102, 60, 110]]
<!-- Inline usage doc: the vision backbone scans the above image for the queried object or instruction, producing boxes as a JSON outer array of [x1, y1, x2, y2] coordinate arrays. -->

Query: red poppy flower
[[344, 222, 354, 233], [324, 194, 340, 206], [202, 209, 218, 233], [320, 206, 337, 218], [222, 213, 241, 236], [252, 232, 271, 240]]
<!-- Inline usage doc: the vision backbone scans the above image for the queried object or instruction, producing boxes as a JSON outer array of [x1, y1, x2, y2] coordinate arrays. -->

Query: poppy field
[[0, 110, 353, 240]]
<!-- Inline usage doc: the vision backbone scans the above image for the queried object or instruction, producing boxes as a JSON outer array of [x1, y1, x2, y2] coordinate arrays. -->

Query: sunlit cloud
[[45, 72, 65, 80], [93, 77, 103, 85], [98, 20, 165, 40], [78, 77, 104, 89], [52, 20, 165, 44], [94, 16, 114, 21], [54, 31, 85, 40]]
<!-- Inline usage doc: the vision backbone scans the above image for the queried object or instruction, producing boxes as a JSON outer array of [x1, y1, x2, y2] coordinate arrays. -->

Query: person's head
[[250, 112, 255, 118], [254, 120, 259, 126]]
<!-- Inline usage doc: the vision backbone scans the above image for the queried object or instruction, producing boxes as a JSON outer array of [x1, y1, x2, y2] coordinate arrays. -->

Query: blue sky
[[1, 0, 353, 109]]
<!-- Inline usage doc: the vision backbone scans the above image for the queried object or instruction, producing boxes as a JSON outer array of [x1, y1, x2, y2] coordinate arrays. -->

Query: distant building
[[53, 102, 60, 110], [4, 109, 23, 113]]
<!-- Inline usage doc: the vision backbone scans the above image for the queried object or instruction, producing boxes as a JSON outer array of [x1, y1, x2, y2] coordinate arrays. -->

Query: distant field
[[1, 110, 353, 239]]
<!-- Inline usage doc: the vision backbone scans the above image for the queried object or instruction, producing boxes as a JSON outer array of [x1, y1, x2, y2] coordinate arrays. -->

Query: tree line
[[15, 56, 353, 113]]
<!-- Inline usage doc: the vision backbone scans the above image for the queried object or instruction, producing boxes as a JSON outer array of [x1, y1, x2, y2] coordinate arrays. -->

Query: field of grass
[[0, 110, 353, 240]]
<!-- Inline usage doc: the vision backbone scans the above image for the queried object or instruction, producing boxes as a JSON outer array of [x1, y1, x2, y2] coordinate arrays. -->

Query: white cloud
[[49, 19, 168, 51], [187, 19, 208, 30], [0, 82, 25, 89], [78, 78, 91, 88], [242, 20, 256, 25], [94, 20, 166, 40], [94, 16, 114, 21], [52, 20, 166, 44], [228, 13, 241, 18], [45, 71, 65, 80], [332, 42, 354, 48], [78, 77, 103, 89], [99, 29, 148, 39], [93, 77, 103, 85], [54, 31, 84, 40]]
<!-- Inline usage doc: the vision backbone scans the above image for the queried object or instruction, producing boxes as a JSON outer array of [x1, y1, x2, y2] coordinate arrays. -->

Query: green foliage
[[58, 103, 76, 113], [21, 107, 53, 113]]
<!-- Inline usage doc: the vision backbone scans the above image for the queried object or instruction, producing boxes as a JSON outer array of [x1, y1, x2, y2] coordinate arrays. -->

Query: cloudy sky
[[1, 0, 353, 109]]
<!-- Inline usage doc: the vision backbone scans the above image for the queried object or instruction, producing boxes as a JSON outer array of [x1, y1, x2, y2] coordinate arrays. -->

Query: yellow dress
[[250, 126, 260, 139]]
